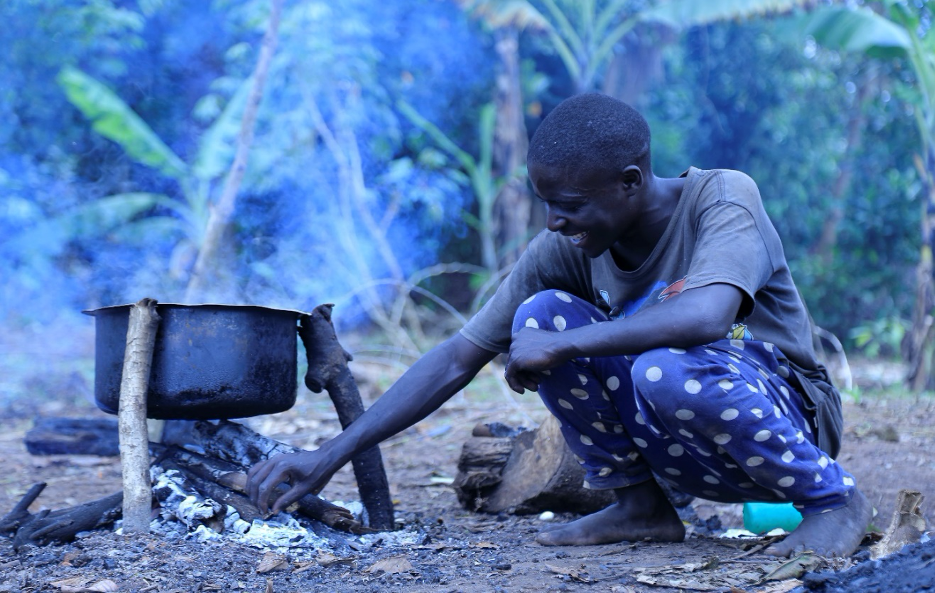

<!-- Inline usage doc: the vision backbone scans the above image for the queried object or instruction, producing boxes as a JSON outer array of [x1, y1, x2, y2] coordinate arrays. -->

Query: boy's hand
[[504, 327, 571, 393], [247, 450, 334, 515]]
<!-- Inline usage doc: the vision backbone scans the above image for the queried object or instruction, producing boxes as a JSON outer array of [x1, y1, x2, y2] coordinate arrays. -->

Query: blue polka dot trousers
[[512, 290, 856, 516]]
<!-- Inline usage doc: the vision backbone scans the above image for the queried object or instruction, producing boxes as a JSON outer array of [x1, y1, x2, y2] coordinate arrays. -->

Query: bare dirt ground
[[1, 359, 934, 592]]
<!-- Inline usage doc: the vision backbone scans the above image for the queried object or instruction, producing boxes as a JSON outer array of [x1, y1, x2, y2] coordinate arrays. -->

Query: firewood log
[[24, 417, 120, 457], [454, 416, 616, 515]]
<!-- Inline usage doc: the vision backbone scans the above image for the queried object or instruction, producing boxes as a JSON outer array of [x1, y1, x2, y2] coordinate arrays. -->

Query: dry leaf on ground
[[316, 552, 357, 567], [51, 578, 119, 592], [256, 551, 289, 573], [364, 554, 414, 574], [545, 564, 593, 583]]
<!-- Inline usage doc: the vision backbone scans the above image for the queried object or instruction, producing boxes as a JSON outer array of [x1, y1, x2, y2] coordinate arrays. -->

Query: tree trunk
[[814, 67, 874, 265], [601, 26, 671, 108], [492, 27, 531, 268], [907, 148, 935, 390]]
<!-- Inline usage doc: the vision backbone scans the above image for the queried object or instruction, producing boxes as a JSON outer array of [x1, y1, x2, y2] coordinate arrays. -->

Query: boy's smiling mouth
[[570, 231, 588, 244]]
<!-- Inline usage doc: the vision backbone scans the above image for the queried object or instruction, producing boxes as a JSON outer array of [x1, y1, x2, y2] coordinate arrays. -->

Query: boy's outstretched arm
[[247, 333, 497, 514]]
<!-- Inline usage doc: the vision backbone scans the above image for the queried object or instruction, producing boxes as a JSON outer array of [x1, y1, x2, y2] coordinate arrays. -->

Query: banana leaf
[[57, 66, 188, 180]]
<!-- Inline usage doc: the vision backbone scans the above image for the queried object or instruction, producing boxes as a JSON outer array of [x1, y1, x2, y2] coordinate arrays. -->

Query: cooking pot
[[84, 303, 304, 420]]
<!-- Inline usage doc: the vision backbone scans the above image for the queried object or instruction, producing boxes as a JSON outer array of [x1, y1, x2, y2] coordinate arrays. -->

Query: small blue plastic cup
[[743, 502, 803, 533]]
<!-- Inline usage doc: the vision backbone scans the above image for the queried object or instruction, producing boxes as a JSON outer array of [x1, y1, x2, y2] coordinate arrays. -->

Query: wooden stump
[[454, 416, 615, 515]]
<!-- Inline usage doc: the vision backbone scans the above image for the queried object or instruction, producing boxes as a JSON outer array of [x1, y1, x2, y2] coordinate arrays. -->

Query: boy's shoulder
[[686, 167, 762, 206]]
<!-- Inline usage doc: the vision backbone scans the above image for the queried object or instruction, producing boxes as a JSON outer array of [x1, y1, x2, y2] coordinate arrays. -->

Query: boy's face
[[528, 161, 636, 259]]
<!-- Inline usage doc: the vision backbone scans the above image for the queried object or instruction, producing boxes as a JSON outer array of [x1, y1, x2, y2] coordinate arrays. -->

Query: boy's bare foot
[[536, 479, 685, 546], [766, 489, 873, 558]]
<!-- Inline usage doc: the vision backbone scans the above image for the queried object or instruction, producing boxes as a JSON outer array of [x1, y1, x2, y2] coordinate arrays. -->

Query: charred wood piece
[[9, 491, 123, 551], [24, 417, 120, 457], [155, 459, 260, 527], [0, 483, 47, 534], [161, 419, 297, 467]]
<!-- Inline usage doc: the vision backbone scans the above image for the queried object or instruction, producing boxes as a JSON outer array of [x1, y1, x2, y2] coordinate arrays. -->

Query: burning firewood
[[152, 443, 372, 534]]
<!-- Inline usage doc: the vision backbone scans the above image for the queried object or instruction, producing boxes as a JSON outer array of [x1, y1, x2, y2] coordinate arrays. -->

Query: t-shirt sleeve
[[460, 231, 592, 353], [682, 171, 777, 319]]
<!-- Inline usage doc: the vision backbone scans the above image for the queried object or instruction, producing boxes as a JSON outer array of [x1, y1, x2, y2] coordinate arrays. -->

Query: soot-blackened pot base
[[85, 303, 303, 420]]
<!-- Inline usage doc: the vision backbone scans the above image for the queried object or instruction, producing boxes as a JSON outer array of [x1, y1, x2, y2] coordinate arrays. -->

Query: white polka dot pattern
[[645, 366, 663, 382], [720, 408, 739, 421]]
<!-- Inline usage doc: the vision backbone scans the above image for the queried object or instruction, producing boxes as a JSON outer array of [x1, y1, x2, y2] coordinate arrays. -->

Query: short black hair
[[527, 93, 651, 179]]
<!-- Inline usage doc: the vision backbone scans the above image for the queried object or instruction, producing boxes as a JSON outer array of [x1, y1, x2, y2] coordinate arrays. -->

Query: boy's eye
[[548, 201, 583, 212]]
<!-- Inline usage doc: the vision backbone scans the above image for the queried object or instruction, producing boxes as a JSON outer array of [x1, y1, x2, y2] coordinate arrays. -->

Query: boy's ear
[[621, 165, 644, 193]]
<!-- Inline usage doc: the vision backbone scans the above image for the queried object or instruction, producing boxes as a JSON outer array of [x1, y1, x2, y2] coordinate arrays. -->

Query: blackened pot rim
[[82, 303, 310, 317]]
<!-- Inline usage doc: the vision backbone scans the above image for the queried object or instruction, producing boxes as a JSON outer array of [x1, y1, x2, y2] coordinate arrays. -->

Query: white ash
[[331, 500, 366, 524], [139, 464, 420, 558]]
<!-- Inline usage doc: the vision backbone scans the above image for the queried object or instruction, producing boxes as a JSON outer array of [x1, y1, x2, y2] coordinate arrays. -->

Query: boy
[[248, 93, 872, 557]]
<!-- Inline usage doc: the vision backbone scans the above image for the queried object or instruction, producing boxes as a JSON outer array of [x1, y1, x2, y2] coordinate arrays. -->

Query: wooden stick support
[[300, 304, 395, 530], [118, 298, 161, 534]]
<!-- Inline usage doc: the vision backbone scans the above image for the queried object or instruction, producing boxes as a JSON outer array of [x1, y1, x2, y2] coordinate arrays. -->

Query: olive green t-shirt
[[461, 167, 820, 371], [460, 167, 843, 454]]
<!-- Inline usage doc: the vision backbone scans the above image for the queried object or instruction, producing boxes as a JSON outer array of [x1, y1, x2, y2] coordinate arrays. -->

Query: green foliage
[[3, 0, 933, 367], [398, 100, 507, 271], [58, 66, 188, 179], [850, 316, 909, 359], [802, 5, 910, 58], [644, 15, 921, 340]]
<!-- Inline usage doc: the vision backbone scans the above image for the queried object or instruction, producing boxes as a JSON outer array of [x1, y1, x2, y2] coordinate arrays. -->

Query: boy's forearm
[[561, 284, 743, 360], [320, 333, 496, 469]]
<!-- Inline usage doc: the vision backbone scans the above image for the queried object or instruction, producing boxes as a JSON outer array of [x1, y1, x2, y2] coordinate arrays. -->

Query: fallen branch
[[0, 483, 47, 534]]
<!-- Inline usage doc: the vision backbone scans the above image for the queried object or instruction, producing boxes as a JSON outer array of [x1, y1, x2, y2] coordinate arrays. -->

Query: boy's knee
[[631, 347, 702, 413], [511, 290, 603, 334]]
